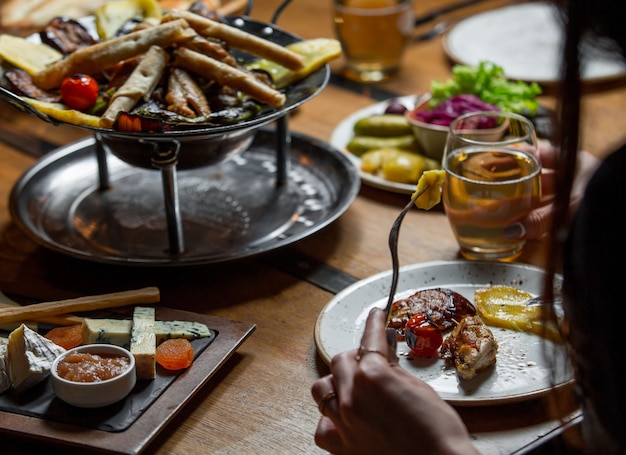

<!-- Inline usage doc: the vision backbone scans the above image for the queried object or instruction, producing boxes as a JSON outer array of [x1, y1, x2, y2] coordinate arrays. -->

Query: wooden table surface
[[1, 0, 625, 453]]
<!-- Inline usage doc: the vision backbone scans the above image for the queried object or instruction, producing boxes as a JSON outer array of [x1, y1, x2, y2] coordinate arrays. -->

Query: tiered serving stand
[[0, 10, 360, 266]]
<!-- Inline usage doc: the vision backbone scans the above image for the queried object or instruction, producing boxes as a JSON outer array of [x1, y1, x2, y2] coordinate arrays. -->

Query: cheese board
[[0, 306, 255, 454]]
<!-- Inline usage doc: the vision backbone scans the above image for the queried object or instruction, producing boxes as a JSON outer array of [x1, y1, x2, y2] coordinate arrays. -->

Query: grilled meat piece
[[166, 67, 211, 117], [388, 288, 476, 332], [441, 316, 498, 380]]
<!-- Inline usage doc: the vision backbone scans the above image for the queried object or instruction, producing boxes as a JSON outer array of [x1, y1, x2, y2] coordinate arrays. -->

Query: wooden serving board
[[0, 306, 255, 454]]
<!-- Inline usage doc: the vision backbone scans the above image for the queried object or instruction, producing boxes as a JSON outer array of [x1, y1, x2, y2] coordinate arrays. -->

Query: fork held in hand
[[384, 185, 429, 325]]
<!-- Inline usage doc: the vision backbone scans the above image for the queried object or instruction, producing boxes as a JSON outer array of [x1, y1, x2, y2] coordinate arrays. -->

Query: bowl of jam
[[51, 344, 136, 408]]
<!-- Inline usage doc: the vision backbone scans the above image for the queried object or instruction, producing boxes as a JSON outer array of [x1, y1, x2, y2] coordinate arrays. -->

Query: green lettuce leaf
[[429, 61, 542, 115]]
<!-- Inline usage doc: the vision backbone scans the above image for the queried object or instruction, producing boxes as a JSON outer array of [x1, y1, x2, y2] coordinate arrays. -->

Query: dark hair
[[547, 0, 626, 452]]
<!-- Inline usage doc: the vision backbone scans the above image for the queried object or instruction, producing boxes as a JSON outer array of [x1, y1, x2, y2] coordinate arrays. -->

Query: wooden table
[[1, 0, 624, 453]]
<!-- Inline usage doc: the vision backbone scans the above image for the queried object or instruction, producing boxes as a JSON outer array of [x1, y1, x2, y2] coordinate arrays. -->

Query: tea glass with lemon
[[442, 111, 542, 261]]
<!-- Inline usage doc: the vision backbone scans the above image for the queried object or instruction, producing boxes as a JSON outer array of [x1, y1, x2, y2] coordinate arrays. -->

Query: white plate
[[443, 2, 626, 84], [314, 260, 573, 406], [330, 95, 421, 194]]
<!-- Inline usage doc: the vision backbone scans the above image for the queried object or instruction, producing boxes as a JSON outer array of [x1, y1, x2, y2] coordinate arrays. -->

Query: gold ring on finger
[[356, 346, 387, 362], [318, 390, 337, 415]]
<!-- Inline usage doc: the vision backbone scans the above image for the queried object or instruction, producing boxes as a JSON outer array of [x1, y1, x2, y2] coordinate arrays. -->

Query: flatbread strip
[[164, 10, 306, 71], [173, 46, 286, 108], [0, 300, 83, 326], [0, 287, 160, 326], [32, 19, 196, 90], [0, 0, 107, 36], [101, 45, 170, 128], [0, 1, 225, 36]]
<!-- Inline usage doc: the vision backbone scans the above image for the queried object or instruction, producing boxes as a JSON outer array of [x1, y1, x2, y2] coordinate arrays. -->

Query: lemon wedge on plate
[[247, 38, 341, 89], [475, 285, 562, 342]]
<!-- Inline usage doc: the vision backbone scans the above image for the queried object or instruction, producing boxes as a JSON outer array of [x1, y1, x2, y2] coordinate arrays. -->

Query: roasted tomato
[[60, 74, 99, 111], [405, 313, 443, 357]]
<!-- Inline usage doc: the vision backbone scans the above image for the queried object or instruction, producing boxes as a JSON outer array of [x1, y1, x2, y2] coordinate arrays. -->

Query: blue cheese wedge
[[0, 337, 9, 394], [154, 320, 212, 343], [82, 318, 212, 348], [82, 319, 133, 348], [8, 324, 66, 392], [130, 307, 156, 380]]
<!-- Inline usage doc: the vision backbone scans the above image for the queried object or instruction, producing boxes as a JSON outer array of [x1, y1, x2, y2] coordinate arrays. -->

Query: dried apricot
[[44, 324, 83, 349], [156, 338, 194, 370]]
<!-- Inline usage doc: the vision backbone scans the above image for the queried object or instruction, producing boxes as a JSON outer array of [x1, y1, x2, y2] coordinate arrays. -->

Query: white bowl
[[406, 98, 509, 161], [51, 344, 136, 408]]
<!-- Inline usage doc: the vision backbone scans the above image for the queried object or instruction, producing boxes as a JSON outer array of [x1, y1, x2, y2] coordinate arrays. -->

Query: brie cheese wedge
[[0, 338, 10, 394], [8, 324, 66, 392]]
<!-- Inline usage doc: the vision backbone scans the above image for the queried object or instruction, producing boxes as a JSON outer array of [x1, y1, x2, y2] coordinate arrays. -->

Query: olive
[[384, 100, 408, 115]]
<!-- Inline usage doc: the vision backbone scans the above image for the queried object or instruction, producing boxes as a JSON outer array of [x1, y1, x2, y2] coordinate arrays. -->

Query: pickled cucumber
[[353, 114, 413, 137], [360, 148, 439, 184], [346, 134, 418, 157]]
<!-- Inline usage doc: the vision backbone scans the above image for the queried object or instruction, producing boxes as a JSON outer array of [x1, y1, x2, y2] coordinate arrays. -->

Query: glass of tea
[[442, 111, 542, 261], [333, 0, 414, 83]]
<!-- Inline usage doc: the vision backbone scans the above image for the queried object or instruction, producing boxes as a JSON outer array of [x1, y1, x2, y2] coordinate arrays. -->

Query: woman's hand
[[311, 308, 478, 455], [505, 141, 600, 240]]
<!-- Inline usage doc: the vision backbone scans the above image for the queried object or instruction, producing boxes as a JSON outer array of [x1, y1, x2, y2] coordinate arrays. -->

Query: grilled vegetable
[[405, 313, 443, 357], [61, 74, 100, 111]]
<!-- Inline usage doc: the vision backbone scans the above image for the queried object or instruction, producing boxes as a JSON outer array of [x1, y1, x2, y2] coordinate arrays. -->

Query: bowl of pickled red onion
[[406, 94, 506, 161], [51, 344, 136, 408]]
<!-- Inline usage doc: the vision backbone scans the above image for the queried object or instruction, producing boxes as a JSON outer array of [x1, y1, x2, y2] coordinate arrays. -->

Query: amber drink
[[442, 111, 542, 261], [333, 0, 414, 83]]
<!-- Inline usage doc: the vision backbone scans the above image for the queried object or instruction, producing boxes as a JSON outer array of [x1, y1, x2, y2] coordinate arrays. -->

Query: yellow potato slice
[[0, 34, 62, 75], [361, 148, 439, 184], [247, 38, 342, 89], [413, 169, 445, 210]]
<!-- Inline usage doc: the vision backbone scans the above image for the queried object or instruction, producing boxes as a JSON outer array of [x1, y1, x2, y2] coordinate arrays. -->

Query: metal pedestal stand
[[93, 116, 291, 257]]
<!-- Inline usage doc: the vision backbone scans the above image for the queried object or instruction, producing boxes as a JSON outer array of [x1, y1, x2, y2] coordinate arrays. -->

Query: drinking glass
[[442, 111, 542, 261], [333, 0, 414, 83]]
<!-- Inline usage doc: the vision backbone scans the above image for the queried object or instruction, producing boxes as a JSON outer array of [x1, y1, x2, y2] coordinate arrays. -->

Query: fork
[[413, 21, 452, 43], [383, 185, 430, 325]]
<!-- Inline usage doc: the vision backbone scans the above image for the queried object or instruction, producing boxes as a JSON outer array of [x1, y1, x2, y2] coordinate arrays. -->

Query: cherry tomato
[[405, 313, 443, 357], [60, 74, 99, 111]]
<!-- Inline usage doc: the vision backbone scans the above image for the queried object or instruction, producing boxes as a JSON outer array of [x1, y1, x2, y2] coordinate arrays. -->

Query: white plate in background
[[443, 2, 626, 84]]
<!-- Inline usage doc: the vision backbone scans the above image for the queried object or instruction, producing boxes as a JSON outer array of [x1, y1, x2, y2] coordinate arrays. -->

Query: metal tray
[[9, 127, 360, 266]]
